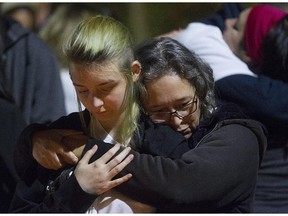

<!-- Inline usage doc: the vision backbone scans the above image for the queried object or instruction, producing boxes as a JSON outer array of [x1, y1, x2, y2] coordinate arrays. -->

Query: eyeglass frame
[[148, 94, 198, 123]]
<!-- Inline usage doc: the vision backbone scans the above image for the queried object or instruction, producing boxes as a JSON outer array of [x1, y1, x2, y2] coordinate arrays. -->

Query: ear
[[131, 60, 141, 81]]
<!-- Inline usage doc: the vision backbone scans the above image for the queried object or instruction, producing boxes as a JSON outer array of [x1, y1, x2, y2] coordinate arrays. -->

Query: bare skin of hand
[[32, 129, 88, 170], [74, 144, 134, 195]]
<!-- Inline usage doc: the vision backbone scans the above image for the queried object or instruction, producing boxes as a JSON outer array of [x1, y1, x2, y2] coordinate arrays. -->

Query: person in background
[[39, 4, 114, 114], [0, 3, 65, 212], [0, 16, 27, 212], [12, 35, 267, 212], [169, 3, 288, 213], [0, 5, 66, 124]]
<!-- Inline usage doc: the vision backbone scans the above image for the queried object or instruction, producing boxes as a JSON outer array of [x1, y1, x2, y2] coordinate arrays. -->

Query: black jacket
[[10, 103, 267, 213]]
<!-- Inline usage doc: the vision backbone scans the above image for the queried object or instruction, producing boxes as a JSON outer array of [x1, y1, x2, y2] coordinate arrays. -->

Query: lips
[[92, 110, 108, 119]]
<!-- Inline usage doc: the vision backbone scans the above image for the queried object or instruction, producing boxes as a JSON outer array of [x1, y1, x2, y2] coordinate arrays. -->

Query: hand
[[74, 144, 134, 195], [32, 129, 88, 170]]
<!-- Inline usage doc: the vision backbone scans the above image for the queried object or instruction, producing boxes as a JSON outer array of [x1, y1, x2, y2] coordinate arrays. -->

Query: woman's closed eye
[[99, 87, 112, 93], [77, 88, 89, 94]]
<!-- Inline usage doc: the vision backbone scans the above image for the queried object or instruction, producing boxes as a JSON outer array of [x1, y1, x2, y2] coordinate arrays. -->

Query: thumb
[[60, 150, 79, 165]]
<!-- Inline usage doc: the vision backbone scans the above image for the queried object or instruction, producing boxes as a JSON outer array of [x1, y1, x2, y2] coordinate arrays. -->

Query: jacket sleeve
[[87, 124, 260, 212], [9, 162, 96, 213], [216, 75, 288, 126]]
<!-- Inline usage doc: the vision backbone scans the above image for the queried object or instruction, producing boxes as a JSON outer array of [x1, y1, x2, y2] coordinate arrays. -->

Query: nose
[[91, 95, 104, 108], [169, 114, 182, 130]]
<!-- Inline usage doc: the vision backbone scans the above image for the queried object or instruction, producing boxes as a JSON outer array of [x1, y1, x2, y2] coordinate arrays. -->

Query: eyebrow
[[149, 97, 192, 109], [73, 79, 116, 87]]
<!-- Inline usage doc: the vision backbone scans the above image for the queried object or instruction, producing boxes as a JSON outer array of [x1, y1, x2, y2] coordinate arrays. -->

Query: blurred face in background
[[8, 7, 36, 31]]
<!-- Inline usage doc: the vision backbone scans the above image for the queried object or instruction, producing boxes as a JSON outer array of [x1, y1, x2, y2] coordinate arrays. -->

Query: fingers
[[107, 147, 132, 171], [108, 152, 134, 179], [60, 151, 79, 165], [95, 144, 134, 177], [97, 143, 121, 164], [34, 152, 64, 170], [50, 155, 66, 170], [79, 145, 98, 165], [109, 173, 133, 189]]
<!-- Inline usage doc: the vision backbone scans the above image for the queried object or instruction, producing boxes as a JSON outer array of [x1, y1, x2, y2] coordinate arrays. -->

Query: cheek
[[223, 30, 244, 58], [105, 90, 126, 110], [188, 109, 201, 129]]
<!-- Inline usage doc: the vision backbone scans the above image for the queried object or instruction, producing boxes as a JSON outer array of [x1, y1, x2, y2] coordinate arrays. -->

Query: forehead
[[145, 74, 195, 106], [237, 7, 252, 30], [70, 62, 124, 82]]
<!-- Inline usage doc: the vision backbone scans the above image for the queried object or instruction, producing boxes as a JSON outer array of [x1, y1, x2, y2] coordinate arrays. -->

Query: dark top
[[10, 102, 267, 213]]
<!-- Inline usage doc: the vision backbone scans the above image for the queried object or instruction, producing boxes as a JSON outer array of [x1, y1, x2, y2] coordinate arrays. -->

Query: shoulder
[[49, 110, 90, 131], [203, 118, 267, 166]]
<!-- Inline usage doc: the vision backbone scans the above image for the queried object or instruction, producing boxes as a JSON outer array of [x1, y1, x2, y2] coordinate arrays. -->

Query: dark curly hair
[[135, 37, 216, 119]]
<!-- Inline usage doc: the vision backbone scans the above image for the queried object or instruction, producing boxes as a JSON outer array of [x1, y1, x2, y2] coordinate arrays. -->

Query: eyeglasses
[[148, 95, 198, 123]]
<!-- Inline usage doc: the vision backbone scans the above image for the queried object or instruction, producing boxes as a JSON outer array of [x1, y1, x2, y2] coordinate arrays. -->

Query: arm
[[10, 162, 97, 213], [86, 123, 261, 211], [14, 110, 259, 211], [216, 75, 288, 126], [14, 111, 87, 177], [10, 143, 133, 213], [199, 3, 243, 31]]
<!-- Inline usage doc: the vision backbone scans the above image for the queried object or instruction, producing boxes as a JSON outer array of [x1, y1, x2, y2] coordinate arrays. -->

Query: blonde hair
[[63, 15, 140, 147]]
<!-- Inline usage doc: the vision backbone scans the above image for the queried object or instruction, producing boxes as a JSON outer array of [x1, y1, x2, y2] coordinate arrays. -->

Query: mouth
[[93, 110, 107, 118]]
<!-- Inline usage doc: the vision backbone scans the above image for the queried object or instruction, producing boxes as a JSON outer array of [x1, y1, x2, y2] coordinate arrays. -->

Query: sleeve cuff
[[53, 173, 97, 212]]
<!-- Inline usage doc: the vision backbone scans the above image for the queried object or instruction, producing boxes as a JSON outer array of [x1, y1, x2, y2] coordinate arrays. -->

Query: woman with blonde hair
[[10, 15, 187, 213]]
